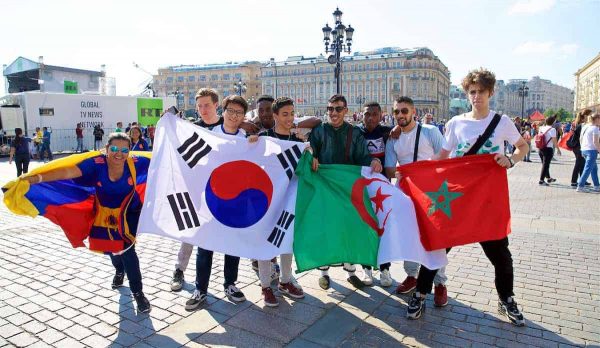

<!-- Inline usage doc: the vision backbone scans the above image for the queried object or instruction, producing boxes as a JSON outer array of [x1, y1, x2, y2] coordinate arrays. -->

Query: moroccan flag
[[398, 154, 511, 251], [2, 151, 151, 251], [294, 153, 447, 272]]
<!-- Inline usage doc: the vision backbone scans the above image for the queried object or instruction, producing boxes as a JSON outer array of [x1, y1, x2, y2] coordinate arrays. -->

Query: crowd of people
[[11, 67, 600, 329]]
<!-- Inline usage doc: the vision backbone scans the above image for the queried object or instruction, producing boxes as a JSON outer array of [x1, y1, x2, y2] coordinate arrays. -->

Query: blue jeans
[[578, 150, 599, 188], [195, 247, 239, 293], [110, 245, 143, 294], [40, 143, 53, 161], [76, 138, 84, 152]]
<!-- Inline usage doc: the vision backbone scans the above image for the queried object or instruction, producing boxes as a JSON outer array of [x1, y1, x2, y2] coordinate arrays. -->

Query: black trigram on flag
[[276, 145, 302, 179], [177, 132, 212, 168], [167, 192, 200, 231], [267, 210, 295, 247]]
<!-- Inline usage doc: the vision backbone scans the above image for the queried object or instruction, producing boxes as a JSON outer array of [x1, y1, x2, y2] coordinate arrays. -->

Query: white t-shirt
[[385, 124, 446, 166], [537, 125, 557, 149], [212, 124, 247, 138], [580, 125, 599, 151], [444, 111, 522, 157]]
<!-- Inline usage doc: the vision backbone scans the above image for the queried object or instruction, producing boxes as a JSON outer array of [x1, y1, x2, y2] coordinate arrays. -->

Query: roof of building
[[2, 56, 103, 77], [165, 61, 262, 72]]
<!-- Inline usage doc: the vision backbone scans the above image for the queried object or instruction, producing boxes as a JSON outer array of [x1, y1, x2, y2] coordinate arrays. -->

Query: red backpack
[[534, 128, 552, 149]]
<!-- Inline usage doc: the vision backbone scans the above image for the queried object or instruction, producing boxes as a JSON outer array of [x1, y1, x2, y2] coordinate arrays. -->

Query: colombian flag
[[2, 151, 151, 252]]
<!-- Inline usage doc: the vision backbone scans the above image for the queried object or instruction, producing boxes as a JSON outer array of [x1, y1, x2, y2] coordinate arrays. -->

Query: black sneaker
[[407, 292, 425, 319], [538, 180, 549, 186], [111, 273, 124, 289], [170, 269, 184, 292], [318, 275, 331, 290], [225, 284, 246, 302], [133, 292, 151, 313], [347, 275, 365, 289], [498, 297, 525, 326], [185, 290, 207, 311], [547, 178, 557, 183], [251, 259, 259, 271]]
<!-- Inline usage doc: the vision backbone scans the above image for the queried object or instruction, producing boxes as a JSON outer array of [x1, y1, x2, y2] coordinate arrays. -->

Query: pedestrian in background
[[40, 127, 53, 162], [129, 126, 149, 151], [75, 123, 84, 153], [521, 126, 532, 162], [570, 109, 592, 187], [576, 113, 600, 193], [93, 125, 105, 151], [537, 115, 560, 186], [8, 128, 31, 177]]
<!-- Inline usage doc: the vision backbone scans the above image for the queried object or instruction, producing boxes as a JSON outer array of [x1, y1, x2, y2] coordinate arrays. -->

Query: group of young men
[[113, 67, 528, 327]]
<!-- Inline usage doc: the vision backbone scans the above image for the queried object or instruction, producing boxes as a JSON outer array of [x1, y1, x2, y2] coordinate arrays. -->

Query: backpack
[[534, 128, 552, 149], [566, 124, 580, 149]]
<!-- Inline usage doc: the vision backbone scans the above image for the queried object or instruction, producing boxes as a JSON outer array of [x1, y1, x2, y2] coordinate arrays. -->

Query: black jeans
[[195, 246, 239, 293], [571, 148, 585, 184], [109, 245, 143, 294], [416, 237, 514, 301], [538, 147, 554, 181], [14, 153, 30, 177]]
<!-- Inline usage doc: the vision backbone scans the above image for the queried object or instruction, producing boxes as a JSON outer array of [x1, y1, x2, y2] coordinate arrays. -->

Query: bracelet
[[37, 174, 43, 183]]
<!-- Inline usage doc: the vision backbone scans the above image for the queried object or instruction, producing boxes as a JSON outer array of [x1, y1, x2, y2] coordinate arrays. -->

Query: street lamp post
[[233, 80, 247, 96], [356, 95, 366, 107], [322, 7, 354, 95], [518, 81, 529, 119], [270, 58, 278, 98]]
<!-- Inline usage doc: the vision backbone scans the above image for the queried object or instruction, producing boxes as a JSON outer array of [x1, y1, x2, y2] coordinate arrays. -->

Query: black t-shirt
[[194, 117, 224, 130], [258, 129, 303, 143], [360, 125, 391, 163]]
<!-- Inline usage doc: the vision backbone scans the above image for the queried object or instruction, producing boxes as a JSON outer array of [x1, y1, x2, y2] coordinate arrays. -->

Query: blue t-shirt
[[131, 138, 149, 151], [43, 130, 51, 144], [11, 137, 31, 154], [76, 155, 150, 209]]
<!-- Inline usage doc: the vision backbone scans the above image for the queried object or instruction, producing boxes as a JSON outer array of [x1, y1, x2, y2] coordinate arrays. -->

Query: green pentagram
[[425, 180, 463, 218]]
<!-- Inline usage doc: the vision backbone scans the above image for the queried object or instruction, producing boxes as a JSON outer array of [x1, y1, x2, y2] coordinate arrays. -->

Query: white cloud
[[508, 0, 556, 15], [513, 41, 555, 55], [559, 43, 579, 55]]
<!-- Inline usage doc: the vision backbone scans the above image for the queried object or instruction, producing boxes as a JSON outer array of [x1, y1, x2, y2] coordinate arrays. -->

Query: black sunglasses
[[326, 106, 346, 113], [393, 108, 410, 115]]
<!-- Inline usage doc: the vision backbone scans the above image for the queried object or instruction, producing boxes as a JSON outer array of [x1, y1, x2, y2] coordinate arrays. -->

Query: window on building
[[189, 93, 195, 105], [166, 77, 173, 84], [39, 108, 54, 116], [199, 75, 206, 81], [177, 76, 184, 82], [188, 76, 195, 82], [211, 74, 218, 81], [223, 74, 230, 80], [234, 73, 242, 80]]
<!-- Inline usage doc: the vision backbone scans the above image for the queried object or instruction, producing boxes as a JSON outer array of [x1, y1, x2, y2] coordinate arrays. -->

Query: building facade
[[153, 62, 262, 115], [574, 52, 600, 114], [3, 56, 110, 95], [260, 47, 450, 118], [491, 77, 573, 118]]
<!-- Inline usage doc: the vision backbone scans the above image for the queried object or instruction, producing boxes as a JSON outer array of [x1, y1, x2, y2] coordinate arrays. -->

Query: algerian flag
[[294, 153, 447, 272]]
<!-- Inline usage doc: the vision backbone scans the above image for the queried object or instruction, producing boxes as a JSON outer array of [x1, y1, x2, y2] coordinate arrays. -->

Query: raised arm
[[23, 166, 83, 184]]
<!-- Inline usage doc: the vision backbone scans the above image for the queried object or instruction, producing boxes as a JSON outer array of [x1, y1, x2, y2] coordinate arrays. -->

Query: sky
[[1, 0, 598, 96]]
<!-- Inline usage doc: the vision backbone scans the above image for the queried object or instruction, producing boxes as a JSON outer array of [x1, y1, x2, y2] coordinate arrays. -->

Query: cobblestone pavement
[[0, 151, 598, 347]]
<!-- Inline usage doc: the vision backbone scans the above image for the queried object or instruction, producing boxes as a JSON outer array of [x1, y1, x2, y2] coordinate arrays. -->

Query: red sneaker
[[278, 282, 304, 299], [434, 284, 448, 307], [262, 287, 279, 307], [395, 276, 417, 294]]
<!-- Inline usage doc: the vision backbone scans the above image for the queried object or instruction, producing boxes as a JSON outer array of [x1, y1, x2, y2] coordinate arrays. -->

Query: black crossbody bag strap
[[344, 124, 353, 163], [412, 124, 422, 163], [464, 113, 502, 156]]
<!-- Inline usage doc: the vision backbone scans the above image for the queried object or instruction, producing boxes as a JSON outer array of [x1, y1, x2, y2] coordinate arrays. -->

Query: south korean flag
[[138, 112, 305, 260]]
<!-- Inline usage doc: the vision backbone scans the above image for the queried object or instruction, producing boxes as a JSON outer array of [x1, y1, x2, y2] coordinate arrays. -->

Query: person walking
[[537, 115, 561, 186], [40, 127, 53, 162], [576, 113, 600, 193], [8, 128, 32, 177], [570, 109, 592, 187], [521, 126, 532, 162]]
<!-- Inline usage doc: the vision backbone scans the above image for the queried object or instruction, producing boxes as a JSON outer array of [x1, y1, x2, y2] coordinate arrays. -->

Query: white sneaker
[[576, 187, 587, 192], [380, 269, 393, 287], [362, 269, 374, 286], [225, 284, 246, 302], [593, 186, 600, 192]]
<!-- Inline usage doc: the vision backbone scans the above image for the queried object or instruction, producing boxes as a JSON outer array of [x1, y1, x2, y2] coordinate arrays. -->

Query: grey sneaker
[[225, 284, 246, 302], [498, 296, 525, 326], [170, 269, 184, 292], [185, 289, 207, 311]]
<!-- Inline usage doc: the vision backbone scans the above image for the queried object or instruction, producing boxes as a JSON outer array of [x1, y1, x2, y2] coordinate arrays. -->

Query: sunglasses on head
[[109, 145, 129, 154], [326, 106, 346, 113], [393, 108, 410, 115]]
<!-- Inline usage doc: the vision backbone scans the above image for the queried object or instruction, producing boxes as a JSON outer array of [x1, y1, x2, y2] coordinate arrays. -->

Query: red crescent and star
[[350, 178, 393, 237]]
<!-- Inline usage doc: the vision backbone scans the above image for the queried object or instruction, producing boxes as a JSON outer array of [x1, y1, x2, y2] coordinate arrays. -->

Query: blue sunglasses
[[109, 145, 129, 154]]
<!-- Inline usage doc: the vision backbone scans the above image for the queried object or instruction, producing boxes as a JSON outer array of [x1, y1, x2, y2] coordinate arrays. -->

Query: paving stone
[[145, 309, 227, 347], [193, 324, 281, 348], [36, 327, 66, 345], [227, 308, 308, 343], [0, 323, 22, 339], [7, 331, 38, 346], [301, 306, 365, 347]]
